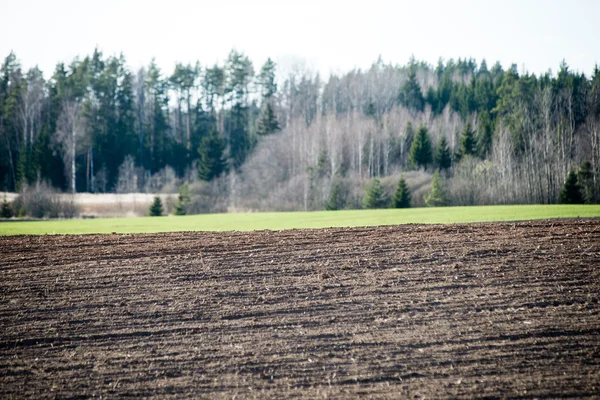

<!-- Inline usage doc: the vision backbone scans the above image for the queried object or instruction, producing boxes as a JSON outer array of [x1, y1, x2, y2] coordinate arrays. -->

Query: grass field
[[1, 204, 599, 235]]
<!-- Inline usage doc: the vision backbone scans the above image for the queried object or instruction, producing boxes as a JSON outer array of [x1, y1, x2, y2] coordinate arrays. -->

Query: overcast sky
[[1, 0, 599, 79]]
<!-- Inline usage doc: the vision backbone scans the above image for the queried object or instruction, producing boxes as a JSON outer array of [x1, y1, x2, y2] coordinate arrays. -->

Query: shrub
[[15, 182, 80, 218], [1, 195, 13, 218]]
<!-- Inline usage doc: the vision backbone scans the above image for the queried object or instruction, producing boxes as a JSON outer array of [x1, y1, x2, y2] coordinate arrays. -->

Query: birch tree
[[54, 101, 83, 193]]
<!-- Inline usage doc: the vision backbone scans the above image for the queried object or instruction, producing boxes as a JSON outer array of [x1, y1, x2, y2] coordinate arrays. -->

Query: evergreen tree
[[15, 144, 26, 191], [149, 196, 163, 216], [560, 170, 584, 204], [174, 183, 191, 215], [476, 111, 494, 157], [198, 130, 227, 181], [425, 171, 449, 206], [145, 60, 171, 174], [363, 178, 387, 209], [257, 58, 277, 99], [392, 176, 411, 208], [458, 122, 477, 158], [257, 102, 279, 135], [1, 195, 13, 218], [409, 125, 432, 169], [434, 136, 452, 171], [226, 50, 254, 169], [316, 148, 331, 178], [404, 121, 415, 154], [578, 161, 594, 204], [326, 180, 346, 210], [398, 66, 424, 112]]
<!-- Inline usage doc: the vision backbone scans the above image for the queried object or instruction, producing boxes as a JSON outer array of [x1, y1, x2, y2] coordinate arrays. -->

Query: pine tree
[[149, 196, 163, 216], [560, 170, 584, 204], [174, 183, 191, 215], [363, 178, 387, 209], [434, 136, 452, 171], [409, 125, 432, 169], [392, 176, 411, 208], [198, 130, 228, 181], [425, 171, 449, 207], [1, 195, 13, 218]]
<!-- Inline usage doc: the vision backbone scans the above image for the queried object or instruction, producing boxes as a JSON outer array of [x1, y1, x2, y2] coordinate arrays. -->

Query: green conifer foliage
[[198, 130, 228, 181], [326, 180, 346, 211], [425, 171, 449, 207], [363, 178, 387, 209], [578, 161, 594, 204], [398, 67, 425, 112], [391, 176, 411, 208], [409, 125, 433, 169], [174, 184, 191, 215], [434, 136, 452, 171], [149, 196, 163, 216], [257, 102, 280, 136], [458, 122, 477, 158], [559, 170, 584, 204]]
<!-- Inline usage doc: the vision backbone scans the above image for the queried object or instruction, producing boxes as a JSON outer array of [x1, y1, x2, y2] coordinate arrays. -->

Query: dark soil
[[1, 220, 599, 398]]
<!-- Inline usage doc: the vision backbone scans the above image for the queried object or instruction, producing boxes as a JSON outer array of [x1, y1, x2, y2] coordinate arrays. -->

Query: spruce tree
[[363, 178, 387, 209], [149, 196, 163, 216], [398, 66, 424, 112], [256, 58, 280, 136], [257, 102, 280, 136], [578, 161, 594, 204], [1, 195, 13, 218], [434, 136, 452, 171], [458, 122, 477, 158], [198, 130, 228, 181], [425, 171, 449, 207], [326, 180, 346, 211], [174, 184, 191, 215], [392, 176, 411, 208], [560, 170, 584, 204], [317, 148, 331, 178], [409, 125, 433, 169], [476, 111, 494, 157]]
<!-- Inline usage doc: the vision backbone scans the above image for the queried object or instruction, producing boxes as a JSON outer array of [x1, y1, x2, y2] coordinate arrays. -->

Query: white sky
[[1, 0, 599, 79]]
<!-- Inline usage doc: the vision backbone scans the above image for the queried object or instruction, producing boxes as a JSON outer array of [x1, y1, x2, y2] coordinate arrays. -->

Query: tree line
[[1, 50, 598, 215]]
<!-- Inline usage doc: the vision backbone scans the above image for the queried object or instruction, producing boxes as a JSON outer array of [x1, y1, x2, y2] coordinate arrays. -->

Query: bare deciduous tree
[[54, 101, 83, 193]]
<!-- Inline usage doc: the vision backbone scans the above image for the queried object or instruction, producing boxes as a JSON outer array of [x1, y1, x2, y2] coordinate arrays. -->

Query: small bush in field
[[149, 196, 164, 216]]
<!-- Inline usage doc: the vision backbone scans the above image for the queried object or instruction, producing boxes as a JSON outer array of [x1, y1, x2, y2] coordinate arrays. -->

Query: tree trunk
[[71, 129, 76, 193], [186, 93, 191, 151]]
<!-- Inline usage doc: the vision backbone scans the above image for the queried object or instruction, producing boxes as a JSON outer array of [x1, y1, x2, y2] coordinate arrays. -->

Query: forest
[[1, 49, 599, 216]]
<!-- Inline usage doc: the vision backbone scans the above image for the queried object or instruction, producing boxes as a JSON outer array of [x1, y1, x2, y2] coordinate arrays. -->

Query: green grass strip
[[1, 204, 599, 236]]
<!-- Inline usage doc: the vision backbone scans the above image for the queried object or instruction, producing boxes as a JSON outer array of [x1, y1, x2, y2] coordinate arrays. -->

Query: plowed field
[[1, 220, 599, 398]]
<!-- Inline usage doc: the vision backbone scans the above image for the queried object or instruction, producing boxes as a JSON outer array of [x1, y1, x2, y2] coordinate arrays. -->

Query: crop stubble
[[1, 220, 599, 398]]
